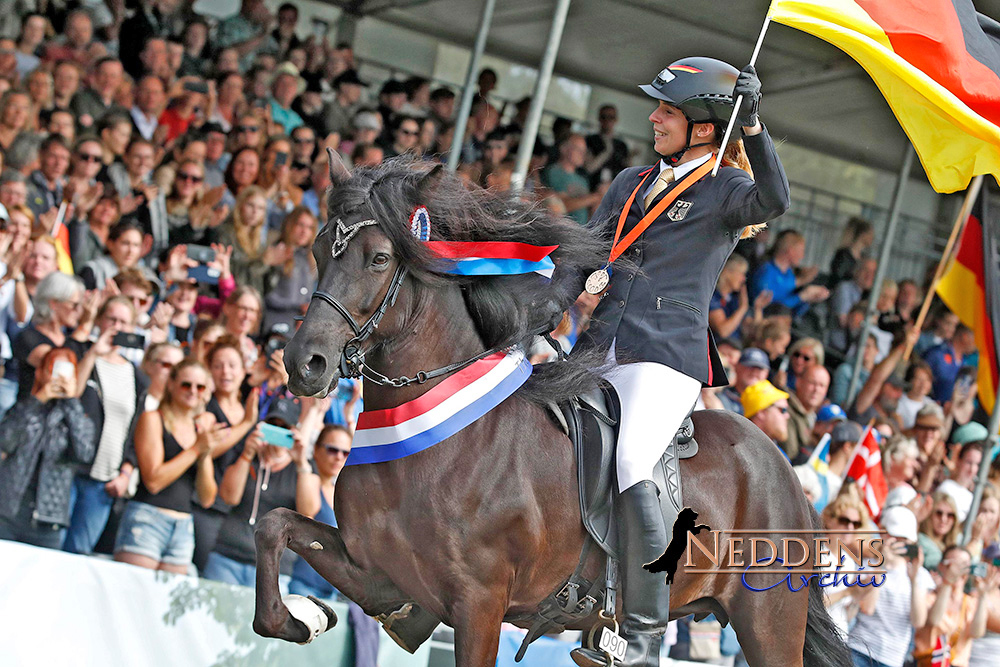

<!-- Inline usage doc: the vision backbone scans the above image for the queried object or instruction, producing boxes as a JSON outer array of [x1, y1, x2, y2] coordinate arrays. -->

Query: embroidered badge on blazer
[[666, 200, 693, 222]]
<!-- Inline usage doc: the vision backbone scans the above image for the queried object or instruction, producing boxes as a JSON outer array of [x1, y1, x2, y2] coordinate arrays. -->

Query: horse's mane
[[327, 158, 611, 404]]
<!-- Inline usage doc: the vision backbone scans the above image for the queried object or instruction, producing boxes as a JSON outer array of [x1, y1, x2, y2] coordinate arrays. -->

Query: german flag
[[936, 190, 1000, 413], [767, 0, 1000, 193], [50, 201, 73, 275]]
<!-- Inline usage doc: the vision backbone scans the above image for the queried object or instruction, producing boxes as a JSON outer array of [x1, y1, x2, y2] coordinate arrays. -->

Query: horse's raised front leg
[[253, 508, 324, 642]]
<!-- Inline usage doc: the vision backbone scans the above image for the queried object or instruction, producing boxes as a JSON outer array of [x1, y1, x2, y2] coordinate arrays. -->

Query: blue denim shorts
[[114, 500, 195, 566]]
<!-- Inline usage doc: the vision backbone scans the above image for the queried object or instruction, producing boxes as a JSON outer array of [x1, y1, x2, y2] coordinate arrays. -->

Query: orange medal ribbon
[[584, 156, 717, 294], [607, 156, 717, 264]]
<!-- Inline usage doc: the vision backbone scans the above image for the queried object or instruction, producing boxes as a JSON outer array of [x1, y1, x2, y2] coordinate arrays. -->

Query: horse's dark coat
[[255, 157, 851, 667]]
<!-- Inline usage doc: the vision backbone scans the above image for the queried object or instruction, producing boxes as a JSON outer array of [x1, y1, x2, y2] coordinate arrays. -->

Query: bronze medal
[[585, 268, 610, 294]]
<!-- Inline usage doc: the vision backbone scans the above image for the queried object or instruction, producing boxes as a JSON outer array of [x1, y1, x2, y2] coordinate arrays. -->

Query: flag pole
[[961, 394, 1000, 546], [447, 0, 498, 172], [841, 419, 877, 483], [511, 0, 574, 192], [51, 201, 68, 238], [845, 145, 916, 406], [904, 175, 985, 360], [712, 15, 772, 177], [961, 186, 999, 546]]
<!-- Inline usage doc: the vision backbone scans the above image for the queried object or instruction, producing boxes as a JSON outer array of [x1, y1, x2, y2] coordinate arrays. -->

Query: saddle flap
[[564, 384, 620, 556], [564, 386, 698, 561]]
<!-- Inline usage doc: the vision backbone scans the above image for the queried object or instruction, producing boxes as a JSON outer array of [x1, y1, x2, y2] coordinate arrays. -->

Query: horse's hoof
[[282, 594, 337, 644]]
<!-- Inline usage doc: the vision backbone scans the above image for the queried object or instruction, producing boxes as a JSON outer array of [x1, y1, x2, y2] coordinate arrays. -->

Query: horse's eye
[[371, 253, 390, 267]]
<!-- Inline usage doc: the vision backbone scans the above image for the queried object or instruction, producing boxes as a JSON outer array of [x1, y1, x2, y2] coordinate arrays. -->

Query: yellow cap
[[741, 380, 789, 419]]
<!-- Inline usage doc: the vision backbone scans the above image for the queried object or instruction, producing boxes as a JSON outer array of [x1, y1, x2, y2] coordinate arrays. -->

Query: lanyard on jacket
[[585, 157, 716, 294], [610, 156, 716, 263]]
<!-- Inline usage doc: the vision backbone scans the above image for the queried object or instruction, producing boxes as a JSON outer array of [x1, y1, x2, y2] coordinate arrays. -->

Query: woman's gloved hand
[[734, 65, 762, 127]]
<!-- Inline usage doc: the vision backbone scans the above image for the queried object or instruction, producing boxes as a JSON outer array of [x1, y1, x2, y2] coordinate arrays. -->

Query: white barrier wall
[[0, 541, 429, 667]]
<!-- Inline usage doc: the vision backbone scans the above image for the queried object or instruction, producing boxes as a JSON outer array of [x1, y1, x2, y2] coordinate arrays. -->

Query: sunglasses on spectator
[[77, 153, 102, 163], [236, 125, 260, 133], [934, 510, 956, 519], [180, 381, 207, 391], [177, 172, 203, 183], [398, 128, 419, 136], [792, 352, 813, 361], [320, 444, 350, 456], [836, 516, 861, 529]]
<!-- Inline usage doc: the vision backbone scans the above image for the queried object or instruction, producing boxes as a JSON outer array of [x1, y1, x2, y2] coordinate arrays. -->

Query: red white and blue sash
[[349, 349, 532, 465]]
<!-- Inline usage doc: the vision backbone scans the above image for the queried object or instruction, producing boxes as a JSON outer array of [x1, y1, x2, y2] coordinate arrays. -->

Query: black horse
[[254, 154, 851, 666]]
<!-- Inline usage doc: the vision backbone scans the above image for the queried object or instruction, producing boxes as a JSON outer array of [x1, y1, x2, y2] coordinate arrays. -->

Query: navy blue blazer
[[576, 127, 790, 387]]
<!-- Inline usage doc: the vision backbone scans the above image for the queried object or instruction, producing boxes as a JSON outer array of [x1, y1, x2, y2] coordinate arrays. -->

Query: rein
[[307, 264, 539, 390]]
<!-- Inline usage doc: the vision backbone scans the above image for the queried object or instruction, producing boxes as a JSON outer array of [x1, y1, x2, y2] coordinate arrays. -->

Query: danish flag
[[844, 426, 889, 521], [931, 635, 951, 667]]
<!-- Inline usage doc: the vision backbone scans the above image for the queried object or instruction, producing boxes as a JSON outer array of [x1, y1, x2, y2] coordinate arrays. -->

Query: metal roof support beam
[[336, 11, 361, 46], [845, 143, 915, 406], [447, 0, 498, 171], [511, 0, 574, 192]]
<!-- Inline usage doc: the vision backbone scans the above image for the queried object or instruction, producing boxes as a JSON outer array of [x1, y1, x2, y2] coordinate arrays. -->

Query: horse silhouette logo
[[644, 507, 711, 584]]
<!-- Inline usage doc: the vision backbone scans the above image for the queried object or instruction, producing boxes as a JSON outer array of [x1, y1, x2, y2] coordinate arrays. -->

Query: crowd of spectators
[[0, 2, 996, 666], [682, 211, 1000, 666]]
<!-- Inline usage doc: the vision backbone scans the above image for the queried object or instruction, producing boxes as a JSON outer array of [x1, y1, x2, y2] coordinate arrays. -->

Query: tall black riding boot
[[571, 480, 669, 667]]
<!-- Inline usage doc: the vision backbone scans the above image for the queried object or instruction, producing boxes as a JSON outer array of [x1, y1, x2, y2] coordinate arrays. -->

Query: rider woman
[[571, 58, 789, 667]]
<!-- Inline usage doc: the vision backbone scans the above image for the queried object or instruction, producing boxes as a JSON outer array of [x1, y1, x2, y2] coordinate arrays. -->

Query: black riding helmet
[[640, 56, 739, 164]]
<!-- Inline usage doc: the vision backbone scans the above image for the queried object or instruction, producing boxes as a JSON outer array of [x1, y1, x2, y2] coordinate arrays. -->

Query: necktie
[[643, 166, 674, 209]]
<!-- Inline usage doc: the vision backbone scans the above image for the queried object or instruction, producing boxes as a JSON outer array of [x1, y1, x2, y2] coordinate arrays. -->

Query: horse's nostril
[[301, 354, 327, 381]]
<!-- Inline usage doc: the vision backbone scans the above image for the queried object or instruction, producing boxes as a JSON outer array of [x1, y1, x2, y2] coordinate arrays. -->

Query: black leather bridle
[[307, 263, 407, 384], [307, 263, 527, 390]]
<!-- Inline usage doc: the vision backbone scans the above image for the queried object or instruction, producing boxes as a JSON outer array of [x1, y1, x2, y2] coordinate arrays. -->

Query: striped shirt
[[848, 562, 934, 667], [89, 359, 137, 482], [969, 630, 1000, 667]]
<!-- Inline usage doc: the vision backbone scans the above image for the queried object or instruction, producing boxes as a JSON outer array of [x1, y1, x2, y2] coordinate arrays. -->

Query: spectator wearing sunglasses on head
[[114, 359, 224, 574]]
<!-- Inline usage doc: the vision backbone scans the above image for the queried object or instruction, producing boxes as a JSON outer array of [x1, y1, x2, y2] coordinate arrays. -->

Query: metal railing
[[768, 180, 947, 284]]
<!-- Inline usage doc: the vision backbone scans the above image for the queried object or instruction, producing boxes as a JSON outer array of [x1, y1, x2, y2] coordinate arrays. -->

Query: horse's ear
[[416, 163, 446, 198], [326, 147, 351, 186]]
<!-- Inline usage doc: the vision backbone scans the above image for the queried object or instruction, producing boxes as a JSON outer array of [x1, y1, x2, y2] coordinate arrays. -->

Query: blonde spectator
[[917, 492, 962, 571]]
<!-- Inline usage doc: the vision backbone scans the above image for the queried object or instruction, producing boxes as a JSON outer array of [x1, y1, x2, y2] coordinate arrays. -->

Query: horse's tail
[[802, 511, 853, 667]]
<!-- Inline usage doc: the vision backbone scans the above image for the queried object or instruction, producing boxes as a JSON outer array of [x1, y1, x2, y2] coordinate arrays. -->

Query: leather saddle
[[551, 383, 699, 560], [514, 385, 698, 661]]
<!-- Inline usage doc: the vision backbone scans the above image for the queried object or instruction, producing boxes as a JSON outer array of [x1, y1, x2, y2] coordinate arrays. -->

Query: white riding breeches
[[604, 345, 702, 493]]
